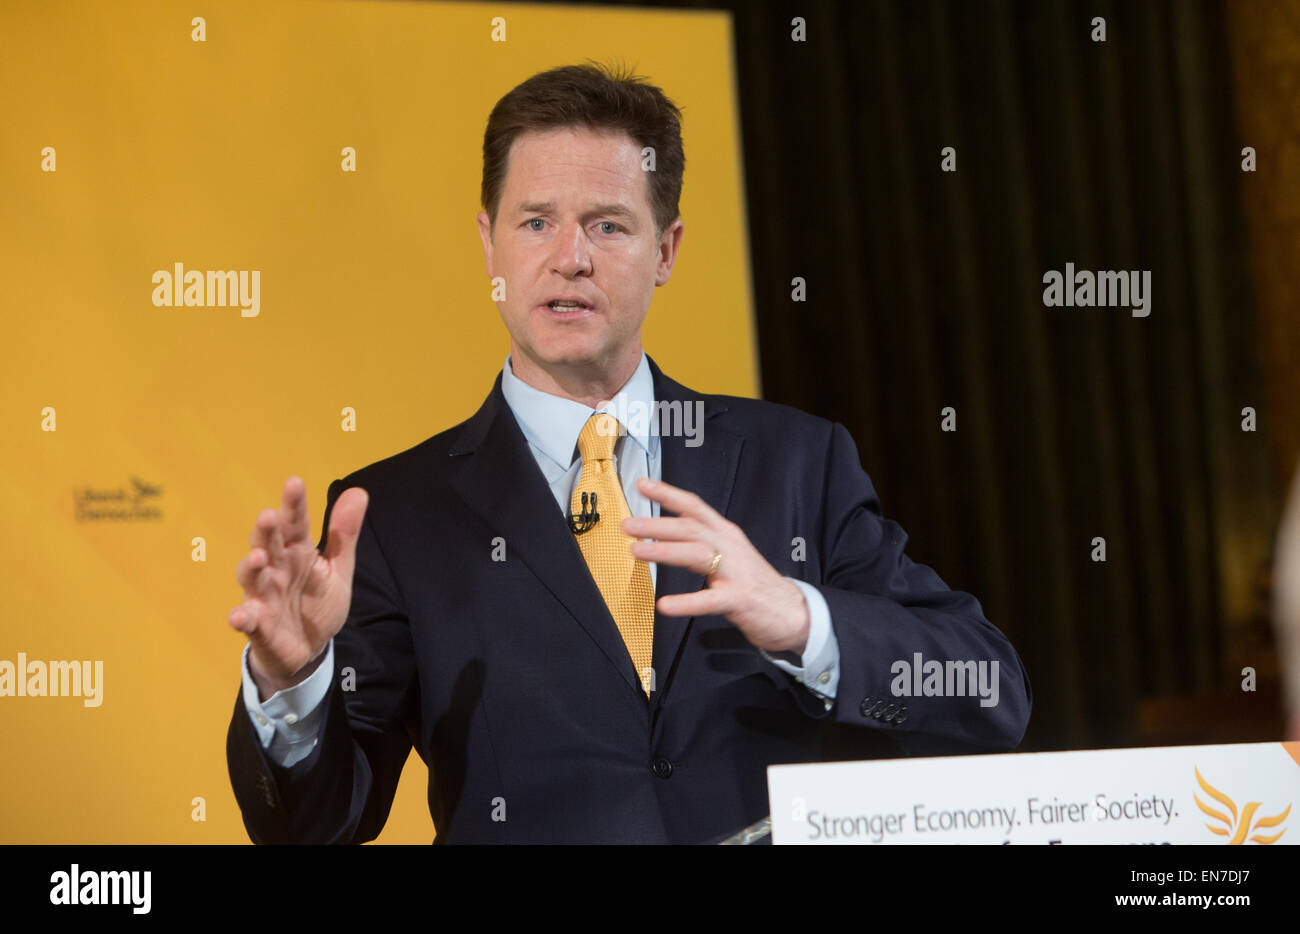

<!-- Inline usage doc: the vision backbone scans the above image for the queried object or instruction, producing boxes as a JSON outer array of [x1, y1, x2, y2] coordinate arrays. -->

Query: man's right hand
[[228, 476, 369, 703]]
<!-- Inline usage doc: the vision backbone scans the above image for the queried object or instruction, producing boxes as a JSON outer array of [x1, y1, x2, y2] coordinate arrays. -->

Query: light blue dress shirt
[[241, 351, 840, 767]]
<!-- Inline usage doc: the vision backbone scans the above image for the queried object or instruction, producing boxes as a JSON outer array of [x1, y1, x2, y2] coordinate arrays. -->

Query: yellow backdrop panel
[[0, 0, 757, 842]]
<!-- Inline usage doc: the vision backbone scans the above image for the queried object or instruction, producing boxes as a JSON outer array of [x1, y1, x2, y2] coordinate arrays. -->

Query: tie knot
[[577, 412, 622, 463]]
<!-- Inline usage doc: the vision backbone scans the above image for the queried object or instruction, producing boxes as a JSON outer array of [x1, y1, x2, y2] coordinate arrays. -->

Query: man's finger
[[636, 477, 722, 525], [228, 601, 259, 635], [248, 507, 276, 550], [657, 587, 732, 619], [281, 475, 311, 545], [324, 487, 369, 580], [622, 515, 708, 542], [254, 562, 279, 597], [235, 548, 268, 593], [266, 515, 286, 565], [630, 539, 715, 572]]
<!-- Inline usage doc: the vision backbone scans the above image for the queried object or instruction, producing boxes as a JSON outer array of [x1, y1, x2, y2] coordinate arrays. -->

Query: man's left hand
[[624, 477, 810, 656]]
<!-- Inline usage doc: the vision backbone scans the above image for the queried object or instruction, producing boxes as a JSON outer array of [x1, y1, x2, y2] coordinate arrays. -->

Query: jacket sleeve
[[226, 477, 419, 843], [788, 421, 1032, 755]]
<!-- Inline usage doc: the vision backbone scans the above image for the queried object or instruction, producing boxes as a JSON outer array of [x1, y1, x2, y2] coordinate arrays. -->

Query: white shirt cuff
[[240, 641, 333, 766], [762, 578, 839, 708]]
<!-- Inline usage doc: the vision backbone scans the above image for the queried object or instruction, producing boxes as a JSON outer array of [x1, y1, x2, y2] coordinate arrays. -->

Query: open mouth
[[542, 299, 595, 318]]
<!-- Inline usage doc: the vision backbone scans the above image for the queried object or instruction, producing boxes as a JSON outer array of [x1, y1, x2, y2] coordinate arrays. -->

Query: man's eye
[[527, 218, 545, 231], [598, 221, 620, 234]]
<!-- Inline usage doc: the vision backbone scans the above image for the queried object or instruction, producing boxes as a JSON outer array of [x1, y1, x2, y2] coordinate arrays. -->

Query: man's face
[[477, 126, 684, 384]]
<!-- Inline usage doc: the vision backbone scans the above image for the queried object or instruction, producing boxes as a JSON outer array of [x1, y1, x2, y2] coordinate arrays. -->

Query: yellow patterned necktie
[[570, 413, 655, 696]]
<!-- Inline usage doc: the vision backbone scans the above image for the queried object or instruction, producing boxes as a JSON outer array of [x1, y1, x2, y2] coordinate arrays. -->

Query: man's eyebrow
[[587, 203, 635, 218], [515, 201, 636, 219]]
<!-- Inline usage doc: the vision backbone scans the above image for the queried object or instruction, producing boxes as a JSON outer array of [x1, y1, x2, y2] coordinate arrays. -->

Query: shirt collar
[[499, 351, 656, 471]]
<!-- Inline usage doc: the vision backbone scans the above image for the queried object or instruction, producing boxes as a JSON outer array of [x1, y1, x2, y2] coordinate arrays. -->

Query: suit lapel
[[647, 358, 743, 710], [448, 376, 644, 698], [446, 361, 745, 710]]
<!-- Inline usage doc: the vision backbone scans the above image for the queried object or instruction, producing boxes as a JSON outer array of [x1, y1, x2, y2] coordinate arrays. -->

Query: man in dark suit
[[226, 62, 1031, 844]]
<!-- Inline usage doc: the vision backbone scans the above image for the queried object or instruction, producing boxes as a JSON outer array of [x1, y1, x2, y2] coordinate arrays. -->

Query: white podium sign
[[767, 741, 1299, 844]]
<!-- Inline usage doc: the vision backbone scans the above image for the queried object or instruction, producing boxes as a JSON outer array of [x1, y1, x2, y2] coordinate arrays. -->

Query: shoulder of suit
[[703, 392, 838, 443], [332, 413, 480, 492], [654, 360, 836, 442]]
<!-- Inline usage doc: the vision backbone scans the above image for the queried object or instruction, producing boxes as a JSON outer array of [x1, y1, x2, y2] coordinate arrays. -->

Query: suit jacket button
[[893, 706, 909, 724], [652, 757, 674, 779], [881, 703, 898, 720], [859, 697, 876, 718]]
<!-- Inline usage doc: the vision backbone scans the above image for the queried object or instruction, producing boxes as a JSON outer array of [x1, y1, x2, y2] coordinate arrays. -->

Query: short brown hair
[[481, 61, 684, 236]]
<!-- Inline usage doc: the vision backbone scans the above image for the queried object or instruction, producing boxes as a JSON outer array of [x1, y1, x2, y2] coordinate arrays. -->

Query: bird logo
[[129, 475, 163, 501], [1194, 767, 1289, 844]]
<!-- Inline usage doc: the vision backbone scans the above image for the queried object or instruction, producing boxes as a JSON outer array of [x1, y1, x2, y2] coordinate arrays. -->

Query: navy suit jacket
[[227, 356, 1031, 843]]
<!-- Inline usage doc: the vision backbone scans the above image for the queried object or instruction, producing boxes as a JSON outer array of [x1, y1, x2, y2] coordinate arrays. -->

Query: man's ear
[[476, 210, 494, 278], [654, 217, 685, 287]]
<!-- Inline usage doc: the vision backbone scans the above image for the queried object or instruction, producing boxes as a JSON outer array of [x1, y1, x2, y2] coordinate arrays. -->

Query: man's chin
[[512, 323, 640, 376], [524, 336, 611, 371], [530, 351, 606, 373]]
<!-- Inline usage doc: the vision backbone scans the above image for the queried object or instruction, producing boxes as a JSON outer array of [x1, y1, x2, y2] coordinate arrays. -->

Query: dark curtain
[[518, 0, 1285, 751]]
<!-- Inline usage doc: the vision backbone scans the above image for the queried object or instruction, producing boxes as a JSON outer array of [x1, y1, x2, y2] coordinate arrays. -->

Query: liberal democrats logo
[[1194, 767, 1289, 844], [74, 476, 164, 522]]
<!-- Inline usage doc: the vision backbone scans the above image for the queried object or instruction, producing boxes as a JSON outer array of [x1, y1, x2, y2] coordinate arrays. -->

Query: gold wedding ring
[[705, 551, 723, 579]]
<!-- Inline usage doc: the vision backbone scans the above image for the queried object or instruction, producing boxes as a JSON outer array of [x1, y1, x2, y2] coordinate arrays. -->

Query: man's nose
[[549, 221, 593, 277]]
